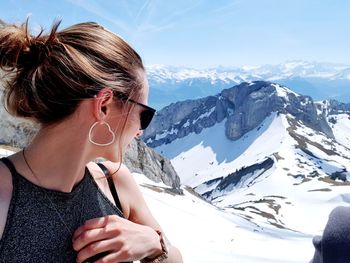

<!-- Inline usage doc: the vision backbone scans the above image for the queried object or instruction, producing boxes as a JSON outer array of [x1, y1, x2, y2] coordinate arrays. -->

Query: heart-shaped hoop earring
[[88, 121, 116, 146]]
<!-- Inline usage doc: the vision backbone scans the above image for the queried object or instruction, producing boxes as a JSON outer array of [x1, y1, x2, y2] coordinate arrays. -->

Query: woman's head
[[0, 20, 154, 162], [0, 20, 145, 125]]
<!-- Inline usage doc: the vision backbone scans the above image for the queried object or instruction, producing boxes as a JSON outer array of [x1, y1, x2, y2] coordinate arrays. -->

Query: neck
[[17, 121, 94, 193]]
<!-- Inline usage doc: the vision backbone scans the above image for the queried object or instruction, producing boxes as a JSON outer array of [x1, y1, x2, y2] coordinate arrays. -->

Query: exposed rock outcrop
[[124, 138, 180, 190], [222, 81, 333, 140], [143, 81, 334, 147]]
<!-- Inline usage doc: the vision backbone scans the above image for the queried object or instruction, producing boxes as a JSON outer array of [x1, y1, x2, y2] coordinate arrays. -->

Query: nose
[[136, 130, 143, 138]]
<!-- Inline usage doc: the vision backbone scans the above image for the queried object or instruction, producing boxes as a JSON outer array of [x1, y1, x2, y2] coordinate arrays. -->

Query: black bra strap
[[1, 157, 19, 176], [96, 162, 123, 213]]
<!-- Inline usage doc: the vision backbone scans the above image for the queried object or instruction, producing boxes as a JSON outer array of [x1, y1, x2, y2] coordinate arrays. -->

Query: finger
[[73, 227, 107, 252], [73, 215, 117, 240], [94, 249, 132, 263], [76, 238, 123, 263], [73, 217, 108, 240], [73, 223, 123, 251]]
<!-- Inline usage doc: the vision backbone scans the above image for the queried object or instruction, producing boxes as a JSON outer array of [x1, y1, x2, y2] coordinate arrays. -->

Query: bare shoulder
[[88, 161, 134, 189], [99, 162, 139, 206], [0, 160, 13, 205], [87, 161, 135, 218], [100, 161, 162, 229], [0, 160, 13, 238], [101, 161, 134, 185]]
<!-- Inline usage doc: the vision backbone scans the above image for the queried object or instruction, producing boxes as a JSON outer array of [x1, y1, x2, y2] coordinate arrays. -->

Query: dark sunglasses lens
[[140, 109, 155, 130]]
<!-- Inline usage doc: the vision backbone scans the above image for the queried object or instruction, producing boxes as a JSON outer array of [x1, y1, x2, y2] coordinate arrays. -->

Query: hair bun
[[0, 22, 30, 69], [18, 40, 50, 67], [0, 20, 53, 69]]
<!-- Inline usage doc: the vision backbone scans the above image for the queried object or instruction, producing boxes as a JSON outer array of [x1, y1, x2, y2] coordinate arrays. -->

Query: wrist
[[147, 229, 163, 259], [141, 229, 169, 263]]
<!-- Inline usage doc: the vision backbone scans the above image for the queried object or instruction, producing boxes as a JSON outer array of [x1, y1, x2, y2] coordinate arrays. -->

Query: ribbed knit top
[[0, 157, 128, 263]]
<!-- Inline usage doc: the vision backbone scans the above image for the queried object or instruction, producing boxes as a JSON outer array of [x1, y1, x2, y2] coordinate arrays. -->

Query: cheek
[[126, 120, 140, 139], [127, 112, 141, 130], [119, 116, 140, 143]]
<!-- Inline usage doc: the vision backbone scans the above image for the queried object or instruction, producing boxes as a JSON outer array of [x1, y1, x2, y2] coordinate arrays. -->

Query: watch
[[141, 230, 169, 263]]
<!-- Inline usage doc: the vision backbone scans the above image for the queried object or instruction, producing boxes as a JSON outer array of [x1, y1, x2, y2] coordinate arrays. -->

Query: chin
[[100, 148, 122, 163], [107, 155, 120, 163], [101, 139, 131, 163]]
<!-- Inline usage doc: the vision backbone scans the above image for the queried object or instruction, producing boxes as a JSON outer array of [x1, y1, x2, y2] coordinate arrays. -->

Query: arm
[[118, 162, 182, 262], [73, 161, 183, 263], [105, 161, 183, 263]]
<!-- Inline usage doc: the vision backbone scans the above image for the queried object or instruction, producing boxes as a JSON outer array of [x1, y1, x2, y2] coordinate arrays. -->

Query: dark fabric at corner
[[310, 206, 350, 263], [0, 158, 131, 263]]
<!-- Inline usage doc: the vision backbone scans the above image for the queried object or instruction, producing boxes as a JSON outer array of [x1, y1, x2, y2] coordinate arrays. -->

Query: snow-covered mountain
[[147, 61, 350, 109], [143, 81, 350, 236], [148, 61, 348, 82]]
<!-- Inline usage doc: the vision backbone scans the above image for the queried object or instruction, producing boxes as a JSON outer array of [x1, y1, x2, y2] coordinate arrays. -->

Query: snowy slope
[[155, 112, 285, 187], [327, 113, 350, 147], [154, 111, 350, 235], [134, 173, 316, 263]]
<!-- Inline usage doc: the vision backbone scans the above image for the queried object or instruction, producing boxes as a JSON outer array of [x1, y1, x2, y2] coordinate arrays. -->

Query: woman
[[0, 20, 182, 263]]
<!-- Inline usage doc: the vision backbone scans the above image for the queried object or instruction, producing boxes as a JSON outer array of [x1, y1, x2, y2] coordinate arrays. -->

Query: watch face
[[162, 233, 170, 255]]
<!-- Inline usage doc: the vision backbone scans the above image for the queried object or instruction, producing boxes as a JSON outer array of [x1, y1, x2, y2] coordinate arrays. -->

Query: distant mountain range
[[147, 61, 350, 109], [143, 81, 350, 232]]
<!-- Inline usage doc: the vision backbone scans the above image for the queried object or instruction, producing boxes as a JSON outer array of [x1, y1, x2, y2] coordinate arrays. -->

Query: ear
[[93, 88, 114, 121]]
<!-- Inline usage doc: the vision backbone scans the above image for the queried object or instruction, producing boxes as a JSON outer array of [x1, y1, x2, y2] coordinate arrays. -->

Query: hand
[[72, 215, 163, 263]]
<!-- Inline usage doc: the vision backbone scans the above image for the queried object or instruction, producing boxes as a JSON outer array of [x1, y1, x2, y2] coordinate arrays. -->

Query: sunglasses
[[116, 93, 156, 130]]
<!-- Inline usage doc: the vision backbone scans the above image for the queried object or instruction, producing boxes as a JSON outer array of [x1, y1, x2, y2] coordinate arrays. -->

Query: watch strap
[[140, 230, 169, 263]]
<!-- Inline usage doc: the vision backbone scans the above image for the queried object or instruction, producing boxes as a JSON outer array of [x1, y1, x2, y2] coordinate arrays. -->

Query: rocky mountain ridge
[[143, 81, 335, 147]]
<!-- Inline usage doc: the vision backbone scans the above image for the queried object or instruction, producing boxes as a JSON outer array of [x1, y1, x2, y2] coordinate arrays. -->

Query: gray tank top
[[0, 158, 130, 263]]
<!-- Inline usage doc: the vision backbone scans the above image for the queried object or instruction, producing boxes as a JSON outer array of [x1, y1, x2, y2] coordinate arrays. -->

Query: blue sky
[[1, 0, 349, 68]]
